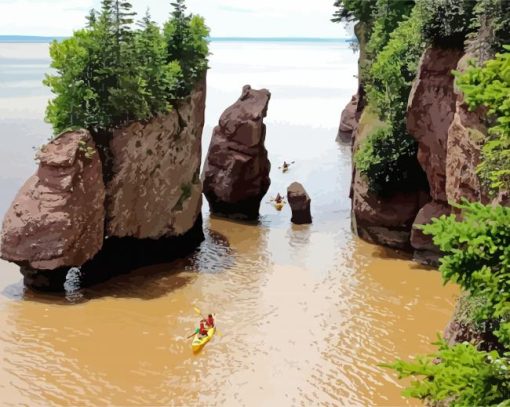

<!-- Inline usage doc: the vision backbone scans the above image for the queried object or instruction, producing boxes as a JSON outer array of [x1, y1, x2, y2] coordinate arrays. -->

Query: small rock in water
[[287, 182, 312, 225]]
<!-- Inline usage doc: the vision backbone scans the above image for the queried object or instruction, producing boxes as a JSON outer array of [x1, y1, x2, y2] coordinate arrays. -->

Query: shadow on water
[[1, 225, 235, 305]]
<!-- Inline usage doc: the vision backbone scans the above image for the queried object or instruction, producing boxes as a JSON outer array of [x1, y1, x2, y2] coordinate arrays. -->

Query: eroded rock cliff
[[406, 47, 462, 263], [345, 44, 504, 262], [106, 81, 205, 239], [0, 82, 207, 290], [0, 130, 105, 271]]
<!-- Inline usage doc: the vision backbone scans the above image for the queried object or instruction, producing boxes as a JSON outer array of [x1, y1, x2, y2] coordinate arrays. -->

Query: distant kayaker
[[283, 161, 289, 171], [206, 314, 215, 328], [275, 193, 283, 204]]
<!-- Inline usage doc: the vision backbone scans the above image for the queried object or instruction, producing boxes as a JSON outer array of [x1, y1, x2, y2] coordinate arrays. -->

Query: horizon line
[[0, 35, 353, 43]]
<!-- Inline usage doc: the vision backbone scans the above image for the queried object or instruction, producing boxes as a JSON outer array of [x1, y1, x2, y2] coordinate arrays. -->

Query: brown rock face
[[203, 85, 271, 220], [407, 47, 463, 263], [287, 182, 312, 225], [352, 171, 428, 250], [410, 201, 451, 265], [337, 93, 360, 142], [106, 81, 206, 239], [0, 130, 105, 271], [446, 53, 488, 204], [350, 108, 428, 250], [407, 47, 463, 202]]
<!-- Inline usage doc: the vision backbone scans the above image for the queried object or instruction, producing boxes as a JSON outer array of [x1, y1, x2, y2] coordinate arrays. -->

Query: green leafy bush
[[331, 0, 377, 23], [366, 9, 425, 124], [355, 8, 426, 193], [468, 0, 510, 58], [388, 202, 510, 405], [422, 202, 510, 337], [164, 0, 209, 97], [355, 126, 419, 193], [455, 47, 510, 195], [44, 0, 209, 134], [417, 0, 476, 46], [388, 338, 510, 406]]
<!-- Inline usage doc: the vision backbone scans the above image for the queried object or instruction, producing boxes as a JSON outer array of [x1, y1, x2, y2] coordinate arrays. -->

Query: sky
[[0, 0, 351, 38]]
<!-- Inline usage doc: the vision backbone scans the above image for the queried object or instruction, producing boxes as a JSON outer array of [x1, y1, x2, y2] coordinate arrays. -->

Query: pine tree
[[86, 9, 97, 28]]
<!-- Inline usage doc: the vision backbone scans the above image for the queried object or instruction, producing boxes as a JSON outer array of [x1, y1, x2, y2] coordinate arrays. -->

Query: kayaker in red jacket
[[206, 314, 215, 328], [198, 319, 208, 337]]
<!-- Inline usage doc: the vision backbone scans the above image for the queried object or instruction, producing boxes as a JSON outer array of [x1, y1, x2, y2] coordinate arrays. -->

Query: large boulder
[[287, 182, 312, 225], [203, 85, 271, 220], [0, 130, 105, 271], [106, 81, 206, 238], [410, 201, 451, 265]]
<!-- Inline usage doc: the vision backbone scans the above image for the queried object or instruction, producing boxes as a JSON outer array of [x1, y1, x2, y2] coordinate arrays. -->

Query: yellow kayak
[[274, 201, 285, 211], [192, 327, 215, 352]]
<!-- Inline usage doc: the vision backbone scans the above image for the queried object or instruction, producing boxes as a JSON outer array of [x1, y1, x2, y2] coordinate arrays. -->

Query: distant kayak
[[274, 201, 285, 211], [282, 166, 289, 173], [192, 327, 215, 352]]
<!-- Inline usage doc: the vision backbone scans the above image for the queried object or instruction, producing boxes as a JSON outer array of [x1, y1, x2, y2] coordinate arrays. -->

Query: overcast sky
[[0, 0, 350, 38]]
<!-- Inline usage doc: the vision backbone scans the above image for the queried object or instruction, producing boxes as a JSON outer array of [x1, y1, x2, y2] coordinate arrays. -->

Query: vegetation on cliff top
[[334, 0, 509, 195], [455, 46, 510, 196], [44, 0, 209, 134]]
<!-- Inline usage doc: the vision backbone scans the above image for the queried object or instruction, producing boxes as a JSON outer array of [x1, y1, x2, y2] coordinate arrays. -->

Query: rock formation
[[106, 81, 205, 238], [0, 82, 207, 291], [0, 130, 105, 273], [203, 85, 271, 220], [352, 170, 428, 250], [446, 53, 489, 205], [350, 108, 429, 250], [287, 182, 312, 225], [407, 47, 463, 263], [337, 93, 361, 142]]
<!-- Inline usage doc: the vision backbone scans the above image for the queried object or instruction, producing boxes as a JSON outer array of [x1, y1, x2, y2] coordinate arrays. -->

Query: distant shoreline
[[0, 35, 352, 44]]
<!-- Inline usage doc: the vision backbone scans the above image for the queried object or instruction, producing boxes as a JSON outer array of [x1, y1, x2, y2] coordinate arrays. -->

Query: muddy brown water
[[0, 41, 458, 406]]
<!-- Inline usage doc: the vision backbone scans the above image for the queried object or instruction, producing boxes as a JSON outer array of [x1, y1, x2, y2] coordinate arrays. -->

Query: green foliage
[[366, 9, 424, 124], [78, 140, 97, 159], [468, 0, 510, 57], [174, 182, 193, 211], [388, 338, 510, 406], [355, 8, 426, 193], [365, 0, 415, 61], [388, 203, 510, 405], [455, 47, 510, 195], [355, 126, 418, 193], [164, 0, 210, 97], [44, 0, 209, 135], [422, 203, 510, 336], [417, 0, 476, 46], [331, 0, 377, 23]]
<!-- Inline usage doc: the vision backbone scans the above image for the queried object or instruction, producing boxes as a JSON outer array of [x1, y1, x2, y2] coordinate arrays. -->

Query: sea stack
[[202, 85, 271, 220], [0, 82, 207, 291]]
